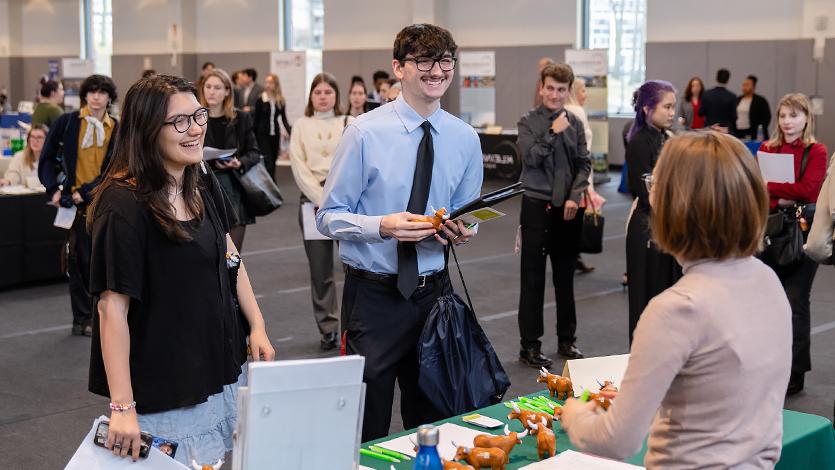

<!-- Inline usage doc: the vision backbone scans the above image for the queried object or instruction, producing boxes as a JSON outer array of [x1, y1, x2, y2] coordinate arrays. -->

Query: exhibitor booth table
[[0, 191, 65, 288], [360, 389, 835, 469]]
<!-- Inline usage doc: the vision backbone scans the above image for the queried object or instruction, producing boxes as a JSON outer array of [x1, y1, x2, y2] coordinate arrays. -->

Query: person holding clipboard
[[316, 24, 483, 441], [516, 63, 591, 368], [757, 93, 827, 395]]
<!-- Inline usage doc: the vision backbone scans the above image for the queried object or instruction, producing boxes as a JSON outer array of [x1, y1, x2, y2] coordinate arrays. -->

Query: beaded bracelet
[[109, 401, 137, 412]]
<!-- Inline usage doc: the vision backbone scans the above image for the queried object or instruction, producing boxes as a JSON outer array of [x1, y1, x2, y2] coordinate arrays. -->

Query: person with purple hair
[[625, 79, 681, 343]]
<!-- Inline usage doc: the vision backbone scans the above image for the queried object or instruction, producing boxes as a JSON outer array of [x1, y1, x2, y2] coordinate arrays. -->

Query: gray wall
[[646, 38, 833, 153], [324, 44, 570, 129], [110, 52, 271, 99]]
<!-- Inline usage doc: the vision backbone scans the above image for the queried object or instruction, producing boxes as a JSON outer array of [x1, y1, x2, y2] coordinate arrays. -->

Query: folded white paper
[[64, 416, 189, 470], [54, 205, 77, 229], [302, 202, 330, 240], [375, 422, 490, 460]]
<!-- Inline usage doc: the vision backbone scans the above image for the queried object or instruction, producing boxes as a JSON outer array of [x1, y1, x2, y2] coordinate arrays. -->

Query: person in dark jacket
[[252, 72, 291, 182], [734, 75, 771, 140], [624, 79, 681, 344], [699, 68, 737, 131], [199, 68, 261, 251], [517, 63, 591, 368], [39, 74, 118, 336]]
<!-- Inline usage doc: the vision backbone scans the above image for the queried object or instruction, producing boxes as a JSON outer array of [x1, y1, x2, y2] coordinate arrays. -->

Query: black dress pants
[[68, 206, 92, 327], [342, 268, 450, 442], [772, 255, 818, 375], [518, 196, 584, 350]]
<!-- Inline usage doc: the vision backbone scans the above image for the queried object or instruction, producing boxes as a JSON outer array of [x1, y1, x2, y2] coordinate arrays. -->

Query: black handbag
[[580, 190, 604, 254], [417, 243, 511, 416], [759, 145, 814, 267], [237, 156, 283, 217], [761, 208, 804, 266]]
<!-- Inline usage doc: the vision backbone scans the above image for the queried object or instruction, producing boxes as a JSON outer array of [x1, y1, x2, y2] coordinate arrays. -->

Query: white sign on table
[[756, 151, 795, 183]]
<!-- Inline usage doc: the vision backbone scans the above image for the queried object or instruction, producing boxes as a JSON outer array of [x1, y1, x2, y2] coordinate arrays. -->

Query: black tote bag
[[237, 156, 284, 217], [417, 243, 511, 416], [580, 190, 605, 254]]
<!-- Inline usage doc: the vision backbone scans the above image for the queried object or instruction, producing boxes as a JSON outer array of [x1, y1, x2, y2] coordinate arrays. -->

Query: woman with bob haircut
[[561, 131, 792, 469], [86, 74, 275, 465]]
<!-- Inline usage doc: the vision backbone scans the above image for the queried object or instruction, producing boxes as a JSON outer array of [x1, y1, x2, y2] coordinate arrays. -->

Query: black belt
[[345, 265, 447, 289]]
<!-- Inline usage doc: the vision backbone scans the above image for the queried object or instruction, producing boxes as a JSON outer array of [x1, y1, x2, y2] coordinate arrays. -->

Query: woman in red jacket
[[758, 93, 827, 395]]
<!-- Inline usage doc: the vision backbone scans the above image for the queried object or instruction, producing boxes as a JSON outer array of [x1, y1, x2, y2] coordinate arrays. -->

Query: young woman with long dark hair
[[86, 74, 274, 465]]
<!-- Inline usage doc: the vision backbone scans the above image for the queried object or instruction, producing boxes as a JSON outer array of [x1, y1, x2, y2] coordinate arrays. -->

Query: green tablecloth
[[360, 390, 835, 469]]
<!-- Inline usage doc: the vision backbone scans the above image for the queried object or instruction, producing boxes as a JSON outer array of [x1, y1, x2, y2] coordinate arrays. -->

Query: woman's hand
[[559, 397, 599, 431], [249, 327, 275, 361], [106, 410, 142, 461], [214, 157, 242, 170]]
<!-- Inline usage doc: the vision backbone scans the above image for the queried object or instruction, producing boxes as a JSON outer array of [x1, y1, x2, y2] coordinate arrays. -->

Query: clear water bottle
[[756, 125, 764, 142], [413, 424, 443, 470]]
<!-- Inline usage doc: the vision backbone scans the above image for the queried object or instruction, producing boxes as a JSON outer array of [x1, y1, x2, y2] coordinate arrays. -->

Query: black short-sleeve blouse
[[88, 173, 249, 414]]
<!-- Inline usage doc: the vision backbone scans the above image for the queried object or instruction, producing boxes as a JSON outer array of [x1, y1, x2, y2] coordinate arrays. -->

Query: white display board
[[459, 51, 496, 127], [270, 51, 309, 125], [233, 356, 365, 470], [565, 49, 609, 157]]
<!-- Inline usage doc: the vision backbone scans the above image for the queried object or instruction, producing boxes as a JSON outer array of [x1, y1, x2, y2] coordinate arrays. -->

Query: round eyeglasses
[[164, 107, 209, 133], [401, 56, 457, 72]]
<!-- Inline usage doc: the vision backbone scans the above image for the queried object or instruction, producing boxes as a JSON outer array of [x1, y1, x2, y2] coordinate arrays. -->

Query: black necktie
[[397, 121, 434, 299]]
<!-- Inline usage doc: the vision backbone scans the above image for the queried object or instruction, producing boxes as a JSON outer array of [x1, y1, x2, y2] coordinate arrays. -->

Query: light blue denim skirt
[[137, 366, 247, 466]]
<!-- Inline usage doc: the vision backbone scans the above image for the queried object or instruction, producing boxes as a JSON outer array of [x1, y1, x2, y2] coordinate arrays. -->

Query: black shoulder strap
[[799, 144, 813, 182]]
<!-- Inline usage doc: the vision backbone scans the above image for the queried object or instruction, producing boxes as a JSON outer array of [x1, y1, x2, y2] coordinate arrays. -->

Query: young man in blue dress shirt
[[317, 24, 483, 441]]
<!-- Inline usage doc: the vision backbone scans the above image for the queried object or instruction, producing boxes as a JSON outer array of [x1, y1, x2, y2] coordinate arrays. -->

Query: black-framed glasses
[[401, 56, 457, 72], [164, 107, 209, 133], [642, 173, 654, 193]]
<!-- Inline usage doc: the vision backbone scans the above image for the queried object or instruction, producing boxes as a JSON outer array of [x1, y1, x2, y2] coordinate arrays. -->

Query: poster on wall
[[270, 51, 309, 126], [565, 49, 609, 177], [459, 51, 495, 128], [61, 58, 96, 111]]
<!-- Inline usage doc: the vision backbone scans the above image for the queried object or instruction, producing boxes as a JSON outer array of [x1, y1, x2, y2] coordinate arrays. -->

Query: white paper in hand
[[54, 205, 77, 229], [64, 416, 189, 470], [563, 354, 629, 397], [757, 151, 795, 183], [302, 202, 329, 240], [203, 147, 236, 162]]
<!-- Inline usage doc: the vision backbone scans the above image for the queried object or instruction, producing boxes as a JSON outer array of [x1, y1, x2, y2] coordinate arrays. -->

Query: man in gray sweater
[[516, 62, 590, 367]]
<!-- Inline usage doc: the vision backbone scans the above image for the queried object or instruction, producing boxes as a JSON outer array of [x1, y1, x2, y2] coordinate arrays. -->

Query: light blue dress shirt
[[316, 94, 483, 275]]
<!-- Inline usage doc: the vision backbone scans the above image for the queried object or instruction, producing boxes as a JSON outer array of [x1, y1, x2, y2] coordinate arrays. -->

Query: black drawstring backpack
[[417, 242, 511, 416]]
